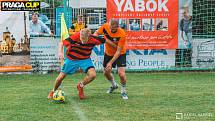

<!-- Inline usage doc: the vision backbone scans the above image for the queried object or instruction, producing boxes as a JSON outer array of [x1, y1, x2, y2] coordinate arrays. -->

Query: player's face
[[80, 36, 88, 44], [110, 24, 118, 33]]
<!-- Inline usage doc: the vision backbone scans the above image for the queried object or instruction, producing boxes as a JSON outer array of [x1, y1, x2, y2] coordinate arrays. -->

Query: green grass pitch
[[0, 72, 215, 121]]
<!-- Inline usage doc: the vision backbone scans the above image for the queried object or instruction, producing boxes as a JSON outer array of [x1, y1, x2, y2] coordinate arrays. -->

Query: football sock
[[59, 83, 63, 89], [109, 80, 117, 87], [80, 82, 84, 88], [121, 84, 126, 93]]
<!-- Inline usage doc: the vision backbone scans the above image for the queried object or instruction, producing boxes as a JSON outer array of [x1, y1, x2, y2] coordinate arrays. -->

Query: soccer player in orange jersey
[[94, 19, 128, 99]]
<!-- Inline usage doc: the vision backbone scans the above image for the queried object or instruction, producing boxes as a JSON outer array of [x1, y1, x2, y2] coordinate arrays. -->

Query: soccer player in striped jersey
[[48, 28, 116, 100]]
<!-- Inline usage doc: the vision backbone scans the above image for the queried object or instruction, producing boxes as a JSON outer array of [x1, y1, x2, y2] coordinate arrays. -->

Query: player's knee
[[89, 72, 96, 79], [104, 70, 111, 76], [118, 71, 125, 78], [57, 73, 66, 82]]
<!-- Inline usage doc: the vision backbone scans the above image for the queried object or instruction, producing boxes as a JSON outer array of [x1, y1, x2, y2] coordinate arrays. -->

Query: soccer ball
[[53, 90, 65, 103]]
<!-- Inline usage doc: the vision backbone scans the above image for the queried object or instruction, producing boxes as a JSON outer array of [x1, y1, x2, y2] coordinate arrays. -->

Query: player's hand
[[105, 62, 112, 72], [58, 52, 64, 60]]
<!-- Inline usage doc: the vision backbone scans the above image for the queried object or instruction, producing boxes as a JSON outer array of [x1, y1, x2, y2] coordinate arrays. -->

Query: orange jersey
[[97, 23, 126, 56]]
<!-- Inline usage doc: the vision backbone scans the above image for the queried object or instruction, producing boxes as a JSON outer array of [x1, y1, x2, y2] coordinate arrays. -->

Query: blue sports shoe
[[121, 92, 128, 100], [106, 84, 118, 93]]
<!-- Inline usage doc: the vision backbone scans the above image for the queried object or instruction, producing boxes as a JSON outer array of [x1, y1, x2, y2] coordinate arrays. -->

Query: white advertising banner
[[91, 45, 176, 70], [192, 39, 215, 68], [30, 40, 176, 71], [30, 37, 60, 72]]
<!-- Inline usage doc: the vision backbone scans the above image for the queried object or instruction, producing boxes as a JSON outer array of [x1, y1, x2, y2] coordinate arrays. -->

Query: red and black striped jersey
[[63, 32, 105, 60]]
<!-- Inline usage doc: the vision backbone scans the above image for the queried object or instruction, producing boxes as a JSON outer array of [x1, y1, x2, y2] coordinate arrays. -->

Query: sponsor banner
[[0, 1, 40, 11], [0, 65, 32, 73], [30, 37, 60, 72], [28, 40, 176, 71], [192, 39, 215, 68], [107, 0, 179, 49], [91, 45, 176, 70], [0, 11, 31, 72], [55, 7, 72, 37]]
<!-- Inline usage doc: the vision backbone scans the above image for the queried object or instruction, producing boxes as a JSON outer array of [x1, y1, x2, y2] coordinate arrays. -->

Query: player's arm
[[105, 39, 117, 48], [91, 35, 117, 48], [59, 33, 78, 60], [108, 46, 122, 64], [93, 25, 117, 47], [58, 41, 64, 60], [93, 25, 104, 36], [105, 35, 126, 71], [93, 31, 100, 36], [105, 46, 122, 71], [59, 37, 71, 60]]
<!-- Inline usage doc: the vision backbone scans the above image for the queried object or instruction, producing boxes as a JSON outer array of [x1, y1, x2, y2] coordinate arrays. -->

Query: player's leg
[[103, 54, 118, 93], [117, 67, 126, 88], [53, 72, 67, 91], [47, 72, 66, 99], [104, 68, 118, 93], [116, 54, 128, 99], [48, 58, 77, 99], [82, 68, 97, 85], [77, 58, 96, 99], [117, 67, 128, 99], [77, 68, 96, 99]]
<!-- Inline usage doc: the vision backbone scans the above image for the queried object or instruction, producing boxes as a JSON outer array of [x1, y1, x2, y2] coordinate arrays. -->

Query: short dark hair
[[110, 19, 119, 27], [32, 12, 39, 17]]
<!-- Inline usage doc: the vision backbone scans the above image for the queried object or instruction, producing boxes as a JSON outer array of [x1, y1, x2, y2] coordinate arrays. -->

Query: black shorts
[[103, 53, 126, 68]]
